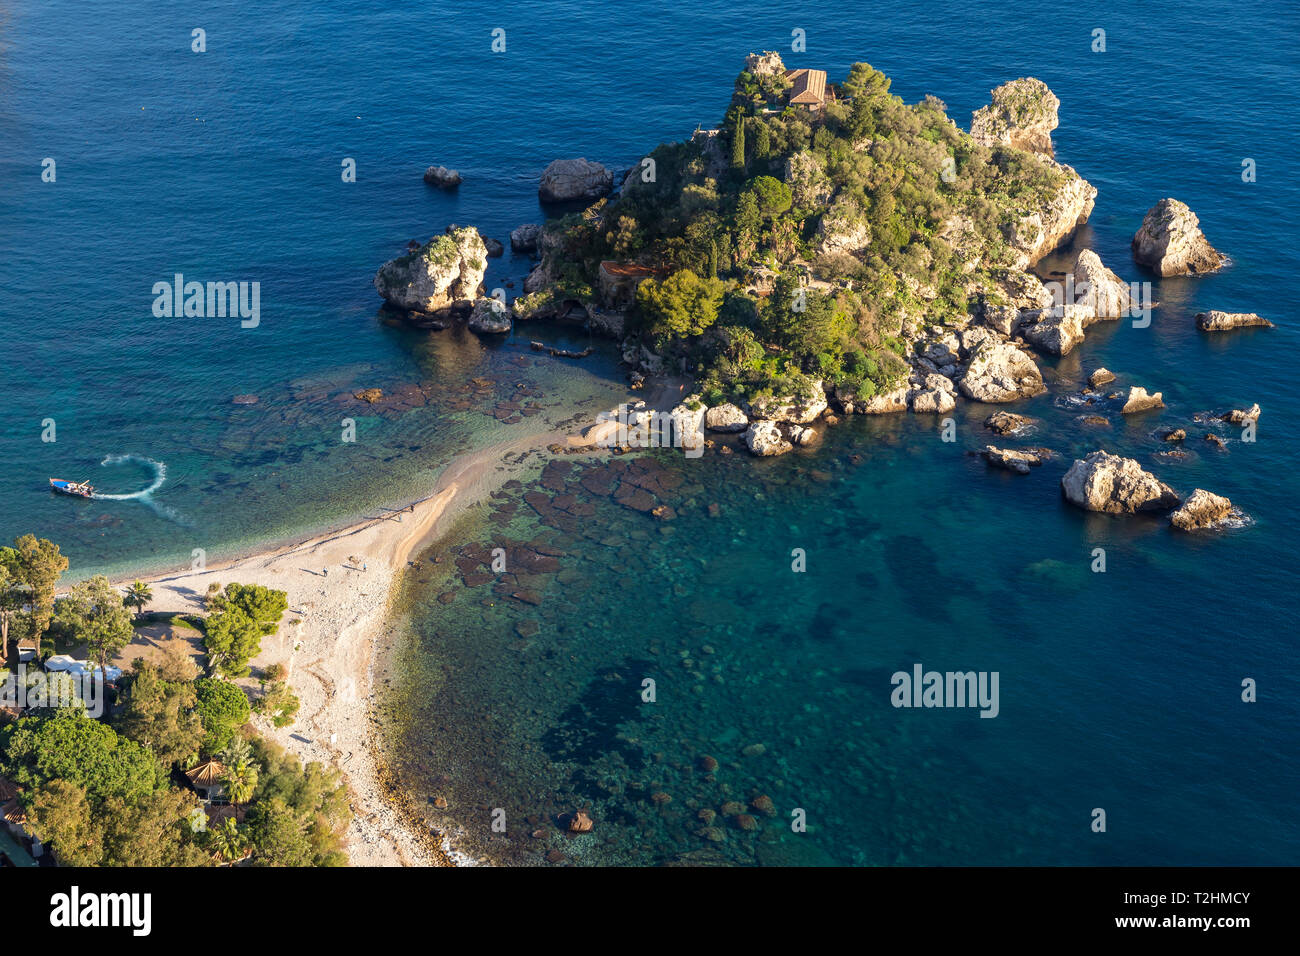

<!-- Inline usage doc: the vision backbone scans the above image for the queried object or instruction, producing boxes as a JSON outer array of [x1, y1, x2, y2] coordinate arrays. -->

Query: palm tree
[[123, 581, 152, 620], [207, 817, 248, 865], [222, 760, 258, 811], [219, 737, 252, 768]]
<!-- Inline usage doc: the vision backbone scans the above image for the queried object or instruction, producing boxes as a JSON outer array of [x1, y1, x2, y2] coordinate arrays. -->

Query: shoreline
[[114, 386, 684, 866]]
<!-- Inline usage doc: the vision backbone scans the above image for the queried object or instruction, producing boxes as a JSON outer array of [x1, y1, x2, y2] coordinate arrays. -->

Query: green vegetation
[[530, 59, 1070, 404], [195, 676, 252, 754], [0, 534, 349, 867], [202, 582, 288, 677], [53, 575, 135, 672]]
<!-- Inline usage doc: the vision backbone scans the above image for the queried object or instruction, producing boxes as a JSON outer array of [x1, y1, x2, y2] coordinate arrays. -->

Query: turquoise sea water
[[2, 1, 1297, 864]]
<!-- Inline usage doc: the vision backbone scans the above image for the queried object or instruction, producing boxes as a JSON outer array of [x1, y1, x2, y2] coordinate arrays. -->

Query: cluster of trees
[[0, 646, 344, 866], [202, 582, 289, 677], [540, 60, 1069, 403], [0, 534, 330, 866]]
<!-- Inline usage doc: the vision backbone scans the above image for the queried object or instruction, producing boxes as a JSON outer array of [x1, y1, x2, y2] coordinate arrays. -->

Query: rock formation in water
[[1131, 198, 1226, 276], [1195, 310, 1274, 332], [1060, 451, 1180, 514], [539, 158, 613, 203], [374, 226, 488, 316]]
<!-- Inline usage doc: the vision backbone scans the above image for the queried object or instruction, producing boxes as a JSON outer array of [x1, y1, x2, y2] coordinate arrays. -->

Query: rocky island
[[372, 52, 1253, 532]]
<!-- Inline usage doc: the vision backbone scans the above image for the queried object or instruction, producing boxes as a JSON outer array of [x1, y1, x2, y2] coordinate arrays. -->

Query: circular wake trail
[[92, 454, 190, 525]]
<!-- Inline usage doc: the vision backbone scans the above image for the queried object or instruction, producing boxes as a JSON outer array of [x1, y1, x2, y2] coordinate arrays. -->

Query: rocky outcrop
[[744, 420, 792, 456], [1170, 489, 1241, 531], [1088, 367, 1115, 388], [784, 151, 833, 208], [511, 224, 542, 254], [789, 425, 818, 446], [423, 165, 462, 188], [958, 339, 1046, 403], [1196, 310, 1274, 332], [816, 200, 870, 256], [908, 374, 957, 414], [467, 297, 511, 334], [705, 403, 749, 432], [746, 382, 827, 425], [1072, 249, 1133, 319], [374, 227, 488, 315], [985, 411, 1035, 435], [970, 78, 1060, 156], [837, 384, 909, 415], [1222, 403, 1261, 425], [1120, 386, 1164, 415], [670, 400, 707, 453], [1021, 303, 1093, 356], [1006, 171, 1097, 268], [483, 238, 504, 258], [744, 51, 786, 77], [539, 158, 613, 203], [983, 445, 1048, 474], [1060, 451, 1180, 514], [1131, 199, 1226, 276]]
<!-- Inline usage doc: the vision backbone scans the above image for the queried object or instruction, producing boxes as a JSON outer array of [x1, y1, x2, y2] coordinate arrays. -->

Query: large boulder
[[511, 223, 542, 254], [374, 227, 488, 314], [1131, 199, 1226, 276], [908, 374, 957, 414], [959, 340, 1047, 403], [1021, 304, 1093, 356], [1195, 310, 1274, 332], [970, 78, 1060, 156], [670, 400, 707, 453], [744, 420, 792, 457], [423, 165, 462, 189], [1170, 489, 1240, 531], [1060, 451, 1180, 514], [746, 381, 827, 425], [705, 403, 749, 432], [467, 297, 511, 334], [539, 158, 613, 203], [1119, 386, 1164, 415], [1072, 249, 1133, 319]]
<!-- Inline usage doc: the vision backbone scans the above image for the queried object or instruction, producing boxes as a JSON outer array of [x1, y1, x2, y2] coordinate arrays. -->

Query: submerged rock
[[1060, 450, 1180, 514], [1131, 198, 1226, 276], [1170, 489, 1242, 531], [1196, 310, 1274, 332]]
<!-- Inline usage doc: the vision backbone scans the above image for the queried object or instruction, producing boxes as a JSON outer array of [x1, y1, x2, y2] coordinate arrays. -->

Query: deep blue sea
[[2, 0, 1297, 864]]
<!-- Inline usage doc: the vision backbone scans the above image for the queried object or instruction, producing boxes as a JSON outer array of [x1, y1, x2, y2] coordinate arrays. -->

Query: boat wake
[[92, 454, 188, 524]]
